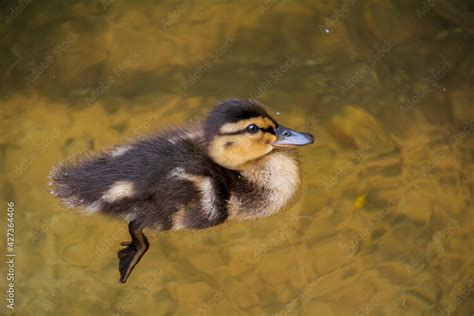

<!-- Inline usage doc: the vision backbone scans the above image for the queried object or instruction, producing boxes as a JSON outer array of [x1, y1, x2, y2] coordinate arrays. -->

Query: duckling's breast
[[228, 150, 300, 220]]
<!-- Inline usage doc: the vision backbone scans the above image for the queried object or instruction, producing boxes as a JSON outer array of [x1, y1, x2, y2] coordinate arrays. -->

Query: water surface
[[1, 0, 473, 315]]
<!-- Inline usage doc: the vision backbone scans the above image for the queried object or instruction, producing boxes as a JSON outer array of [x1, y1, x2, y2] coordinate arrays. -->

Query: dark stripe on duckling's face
[[218, 117, 276, 135], [218, 124, 277, 136]]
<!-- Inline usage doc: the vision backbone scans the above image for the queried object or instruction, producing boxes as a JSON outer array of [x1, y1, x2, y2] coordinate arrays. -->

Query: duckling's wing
[[48, 127, 207, 217], [49, 136, 170, 214]]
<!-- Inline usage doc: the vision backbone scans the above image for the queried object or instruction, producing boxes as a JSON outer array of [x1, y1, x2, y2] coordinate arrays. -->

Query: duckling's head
[[204, 99, 314, 170]]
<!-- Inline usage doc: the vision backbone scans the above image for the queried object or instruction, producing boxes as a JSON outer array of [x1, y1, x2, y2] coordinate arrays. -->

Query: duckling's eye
[[246, 124, 259, 134]]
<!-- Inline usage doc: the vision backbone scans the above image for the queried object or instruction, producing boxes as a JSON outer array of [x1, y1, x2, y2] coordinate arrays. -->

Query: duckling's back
[[50, 127, 232, 230]]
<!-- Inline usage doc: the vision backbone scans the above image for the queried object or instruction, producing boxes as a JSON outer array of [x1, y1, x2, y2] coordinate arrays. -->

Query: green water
[[1, 0, 473, 315]]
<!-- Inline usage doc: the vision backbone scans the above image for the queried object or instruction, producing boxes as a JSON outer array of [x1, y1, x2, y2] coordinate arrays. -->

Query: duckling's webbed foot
[[117, 221, 149, 283]]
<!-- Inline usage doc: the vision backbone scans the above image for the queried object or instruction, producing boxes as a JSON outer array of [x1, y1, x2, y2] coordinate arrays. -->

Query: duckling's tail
[[48, 158, 106, 215]]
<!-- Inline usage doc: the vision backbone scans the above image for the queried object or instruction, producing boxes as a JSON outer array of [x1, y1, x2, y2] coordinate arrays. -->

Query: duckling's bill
[[272, 125, 315, 147]]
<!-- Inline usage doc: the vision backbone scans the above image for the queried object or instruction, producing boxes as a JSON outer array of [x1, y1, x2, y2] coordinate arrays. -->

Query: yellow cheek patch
[[208, 132, 276, 170], [219, 117, 275, 134]]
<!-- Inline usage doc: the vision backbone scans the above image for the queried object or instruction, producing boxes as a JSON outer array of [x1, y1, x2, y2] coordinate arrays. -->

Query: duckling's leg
[[117, 221, 149, 283]]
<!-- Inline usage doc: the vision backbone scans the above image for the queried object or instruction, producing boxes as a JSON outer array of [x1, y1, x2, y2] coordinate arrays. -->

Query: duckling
[[49, 99, 314, 283]]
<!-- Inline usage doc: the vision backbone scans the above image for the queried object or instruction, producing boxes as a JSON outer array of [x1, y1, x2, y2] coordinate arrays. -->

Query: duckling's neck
[[228, 150, 300, 220]]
